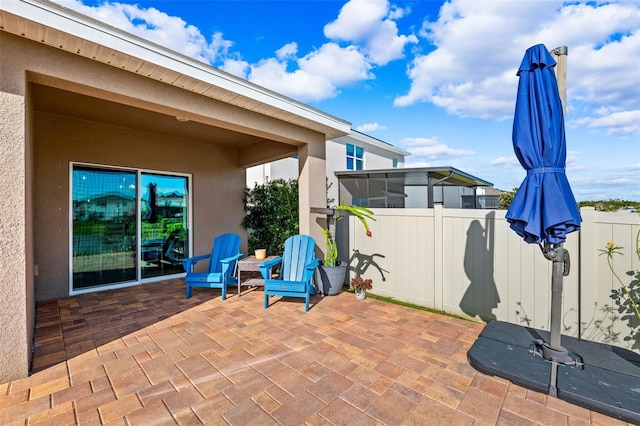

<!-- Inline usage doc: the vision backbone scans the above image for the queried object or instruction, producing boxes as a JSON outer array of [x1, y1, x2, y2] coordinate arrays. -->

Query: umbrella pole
[[541, 243, 574, 360], [551, 46, 568, 114], [540, 243, 576, 396], [549, 251, 565, 350]]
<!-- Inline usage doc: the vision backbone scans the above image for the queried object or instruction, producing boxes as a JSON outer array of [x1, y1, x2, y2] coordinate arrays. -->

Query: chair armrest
[[259, 257, 282, 280], [306, 258, 320, 270], [181, 253, 210, 272], [220, 252, 244, 264], [220, 252, 244, 277], [303, 258, 320, 281]]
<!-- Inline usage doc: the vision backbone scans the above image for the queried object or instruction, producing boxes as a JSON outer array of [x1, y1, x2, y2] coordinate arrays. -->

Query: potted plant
[[314, 204, 375, 295], [350, 276, 373, 300]]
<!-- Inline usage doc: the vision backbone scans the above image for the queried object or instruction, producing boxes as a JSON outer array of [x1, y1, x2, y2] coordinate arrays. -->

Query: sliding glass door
[[140, 173, 189, 279], [71, 164, 189, 292]]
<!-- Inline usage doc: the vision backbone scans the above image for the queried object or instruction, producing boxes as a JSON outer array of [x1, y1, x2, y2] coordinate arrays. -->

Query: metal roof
[[0, 0, 351, 139]]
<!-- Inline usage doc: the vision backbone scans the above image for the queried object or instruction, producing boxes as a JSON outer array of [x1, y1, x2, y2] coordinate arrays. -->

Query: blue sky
[[54, 0, 640, 201]]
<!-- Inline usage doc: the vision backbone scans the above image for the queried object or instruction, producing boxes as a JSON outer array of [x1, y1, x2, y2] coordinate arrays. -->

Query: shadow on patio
[[30, 279, 221, 374], [0, 279, 630, 425]]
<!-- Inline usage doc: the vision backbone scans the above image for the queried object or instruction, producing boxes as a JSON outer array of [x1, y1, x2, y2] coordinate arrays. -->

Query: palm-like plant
[[322, 204, 375, 267]]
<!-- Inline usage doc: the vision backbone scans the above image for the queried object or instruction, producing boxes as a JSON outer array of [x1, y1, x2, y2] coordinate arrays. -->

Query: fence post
[[578, 207, 596, 339], [434, 205, 444, 311]]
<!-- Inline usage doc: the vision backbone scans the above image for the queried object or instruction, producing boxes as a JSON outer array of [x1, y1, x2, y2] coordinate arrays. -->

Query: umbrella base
[[538, 341, 576, 364], [468, 321, 640, 425]]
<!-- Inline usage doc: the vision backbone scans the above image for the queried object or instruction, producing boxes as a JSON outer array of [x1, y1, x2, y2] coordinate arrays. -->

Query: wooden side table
[[236, 255, 277, 296]]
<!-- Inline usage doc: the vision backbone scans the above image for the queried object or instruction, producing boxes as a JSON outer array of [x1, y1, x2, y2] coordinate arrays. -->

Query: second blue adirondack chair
[[182, 233, 243, 300], [260, 235, 319, 312]]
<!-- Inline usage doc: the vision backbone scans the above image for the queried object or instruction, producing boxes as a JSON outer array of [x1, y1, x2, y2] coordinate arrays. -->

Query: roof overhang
[[0, 0, 351, 140], [335, 130, 412, 157]]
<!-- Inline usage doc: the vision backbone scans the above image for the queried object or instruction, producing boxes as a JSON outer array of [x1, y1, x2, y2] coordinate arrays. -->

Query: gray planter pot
[[316, 262, 347, 296]]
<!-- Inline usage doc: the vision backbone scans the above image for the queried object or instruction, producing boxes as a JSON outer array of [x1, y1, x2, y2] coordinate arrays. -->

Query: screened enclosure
[[336, 167, 494, 209]]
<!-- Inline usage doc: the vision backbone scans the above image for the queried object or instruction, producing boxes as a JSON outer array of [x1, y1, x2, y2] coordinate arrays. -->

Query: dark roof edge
[[334, 166, 493, 187]]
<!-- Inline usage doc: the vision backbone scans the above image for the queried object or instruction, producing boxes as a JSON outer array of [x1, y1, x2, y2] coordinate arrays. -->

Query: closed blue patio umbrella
[[506, 44, 581, 245], [506, 44, 582, 376], [469, 45, 639, 421]]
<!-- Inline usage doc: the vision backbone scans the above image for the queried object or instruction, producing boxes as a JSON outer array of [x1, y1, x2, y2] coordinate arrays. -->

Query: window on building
[[392, 158, 399, 168], [346, 143, 364, 170]]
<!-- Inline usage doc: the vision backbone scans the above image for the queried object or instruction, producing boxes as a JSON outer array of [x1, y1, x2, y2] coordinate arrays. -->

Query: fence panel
[[345, 206, 638, 352], [345, 209, 436, 307], [579, 208, 640, 350]]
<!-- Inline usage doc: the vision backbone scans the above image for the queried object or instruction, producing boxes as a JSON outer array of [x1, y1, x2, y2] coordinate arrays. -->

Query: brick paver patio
[[0, 279, 630, 425]]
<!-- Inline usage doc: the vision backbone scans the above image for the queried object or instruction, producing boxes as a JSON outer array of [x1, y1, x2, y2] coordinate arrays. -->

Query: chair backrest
[[281, 235, 315, 282], [208, 233, 242, 274]]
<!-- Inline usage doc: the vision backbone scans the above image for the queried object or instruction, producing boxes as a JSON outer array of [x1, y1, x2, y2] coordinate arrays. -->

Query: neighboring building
[[0, 0, 350, 381], [465, 186, 505, 209], [336, 167, 494, 209], [247, 130, 411, 205]]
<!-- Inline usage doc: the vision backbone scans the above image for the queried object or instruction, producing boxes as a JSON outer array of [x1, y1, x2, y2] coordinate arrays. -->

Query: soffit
[[0, 0, 351, 140], [32, 84, 274, 148]]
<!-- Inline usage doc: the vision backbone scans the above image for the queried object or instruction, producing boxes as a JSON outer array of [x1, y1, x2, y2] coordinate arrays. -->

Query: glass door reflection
[[72, 166, 137, 290], [140, 173, 189, 279]]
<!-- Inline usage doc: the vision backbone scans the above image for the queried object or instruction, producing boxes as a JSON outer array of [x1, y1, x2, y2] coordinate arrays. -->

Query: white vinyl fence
[[342, 206, 640, 352]]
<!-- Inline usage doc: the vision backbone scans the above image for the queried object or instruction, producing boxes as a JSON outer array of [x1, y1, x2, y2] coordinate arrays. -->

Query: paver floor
[[0, 279, 631, 425]]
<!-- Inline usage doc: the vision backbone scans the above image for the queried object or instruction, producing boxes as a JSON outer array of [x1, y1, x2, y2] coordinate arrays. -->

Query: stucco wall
[[34, 111, 245, 301], [0, 91, 31, 383], [0, 32, 32, 383]]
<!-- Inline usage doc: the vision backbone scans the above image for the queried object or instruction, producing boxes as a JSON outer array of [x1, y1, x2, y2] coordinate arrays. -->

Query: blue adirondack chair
[[260, 235, 319, 312], [182, 233, 243, 300]]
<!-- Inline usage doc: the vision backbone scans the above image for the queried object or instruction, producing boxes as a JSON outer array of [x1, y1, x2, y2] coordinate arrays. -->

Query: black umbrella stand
[[468, 243, 640, 423]]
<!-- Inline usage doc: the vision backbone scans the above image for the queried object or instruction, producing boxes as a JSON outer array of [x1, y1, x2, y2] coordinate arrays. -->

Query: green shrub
[[499, 187, 518, 210], [242, 179, 299, 254]]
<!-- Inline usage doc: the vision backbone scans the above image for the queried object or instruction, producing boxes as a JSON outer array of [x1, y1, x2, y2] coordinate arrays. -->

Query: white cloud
[[404, 160, 433, 167], [323, 0, 418, 65], [394, 0, 640, 139], [219, 59, 249, 79], [276, 42, 298, 60], [565, 150, 582, 171], [53, 0, 234, 64], [570, 163, 640, 201], [401, 136, 475, 162], [247, 0, 418, 100], [491, 156, 520, 168], [569, 108, 640, 136], [355, 122, 386, 132], [248, 43, 373, 102], [588, 110, 640, 136]]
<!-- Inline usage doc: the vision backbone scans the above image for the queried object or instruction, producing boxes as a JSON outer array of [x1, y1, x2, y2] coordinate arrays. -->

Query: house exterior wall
[[0, 28, 331, 381], [33, 111, 245, 301], [247, 135, 407, 206], [246, 157, 299, 188], [0, 62, 32, 383], [345, 207, 640, 352]]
